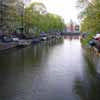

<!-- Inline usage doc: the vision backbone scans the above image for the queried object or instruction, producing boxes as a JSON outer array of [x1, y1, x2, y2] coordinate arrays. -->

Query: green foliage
[[0, 1, 65, 36], [23, 2, 65, 36], [81, 32, 95, 45], [78, 0, 100, 45], [79, 0, 100, 33]]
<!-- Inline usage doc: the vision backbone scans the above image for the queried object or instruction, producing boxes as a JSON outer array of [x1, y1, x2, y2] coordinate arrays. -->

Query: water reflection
[[0, 37, 99, 100], [74, 51, 100, 100], [0, 39, 64, 100], [64, 36, 80, 40]]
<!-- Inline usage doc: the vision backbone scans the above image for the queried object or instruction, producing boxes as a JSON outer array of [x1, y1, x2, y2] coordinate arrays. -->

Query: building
[[0, 1, 9, 33], [0, 0, 21, 34], [66, 20, 80, 33], [74, 25, 80, 33]]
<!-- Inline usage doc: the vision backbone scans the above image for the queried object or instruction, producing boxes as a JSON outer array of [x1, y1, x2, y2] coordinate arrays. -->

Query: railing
[[62, 32, 80, 35]]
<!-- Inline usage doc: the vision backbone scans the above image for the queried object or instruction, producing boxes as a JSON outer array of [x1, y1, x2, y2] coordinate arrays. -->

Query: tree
[[0, 1, 65, 36], [23, 2, 65, 37], [31, 2, 47, 14], [78, 0, 100, 33]]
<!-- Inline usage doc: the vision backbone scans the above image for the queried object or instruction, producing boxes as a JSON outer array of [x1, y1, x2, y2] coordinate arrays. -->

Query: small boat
[[17, 39, 31, 46]]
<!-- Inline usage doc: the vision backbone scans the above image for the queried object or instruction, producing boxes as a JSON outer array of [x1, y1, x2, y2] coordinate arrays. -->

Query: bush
[[81, 32, 96, 46]]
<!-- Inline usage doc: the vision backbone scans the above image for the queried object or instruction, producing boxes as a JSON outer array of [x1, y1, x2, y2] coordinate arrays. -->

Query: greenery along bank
[[78, 0, 100, 45], [0, 1, 65, 37]]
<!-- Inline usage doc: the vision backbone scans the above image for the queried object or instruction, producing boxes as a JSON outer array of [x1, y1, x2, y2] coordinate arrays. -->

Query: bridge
[[62, 32, 81, 39], [62, 32, 80, 36]]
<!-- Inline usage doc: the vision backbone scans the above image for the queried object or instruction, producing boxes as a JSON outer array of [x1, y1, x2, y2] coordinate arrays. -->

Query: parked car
[[12, 37, 19, 42], [80, 33, 88, 39], [10, 34, 19, 42], [93, 34, 100, 41], [89, 39, 96, 47], [32, 37, 40, 43], [1, 35, 12, 42], [11, 35, 19, 42], [41, 36, 47, 41], [40, 34, 47, 41]]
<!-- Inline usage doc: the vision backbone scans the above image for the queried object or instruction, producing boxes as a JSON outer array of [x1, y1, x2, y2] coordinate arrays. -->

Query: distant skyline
[[24, 0, 80, 24]]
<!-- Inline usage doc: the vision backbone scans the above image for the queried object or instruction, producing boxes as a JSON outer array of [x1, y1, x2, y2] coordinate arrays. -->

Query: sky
[[24, 0, 80, 24]]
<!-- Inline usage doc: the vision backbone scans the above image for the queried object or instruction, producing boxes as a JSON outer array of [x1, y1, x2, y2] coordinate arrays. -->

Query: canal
[[0, 37, 100, 100]]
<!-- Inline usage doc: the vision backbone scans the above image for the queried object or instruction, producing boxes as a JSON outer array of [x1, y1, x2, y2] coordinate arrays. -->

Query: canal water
[[0, 37, 100, 100]]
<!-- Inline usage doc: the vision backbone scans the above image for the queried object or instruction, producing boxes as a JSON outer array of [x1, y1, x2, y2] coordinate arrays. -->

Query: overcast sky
[[24, 0, 80, 24]]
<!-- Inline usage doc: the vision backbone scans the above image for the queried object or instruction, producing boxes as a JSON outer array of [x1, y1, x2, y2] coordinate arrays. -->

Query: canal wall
[[0, 37, 63, 52], [0, 42, 17, 51]]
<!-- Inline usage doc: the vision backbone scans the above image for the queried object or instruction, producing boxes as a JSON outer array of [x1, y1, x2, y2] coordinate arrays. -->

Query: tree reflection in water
[[74, 52, 100, 100]]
